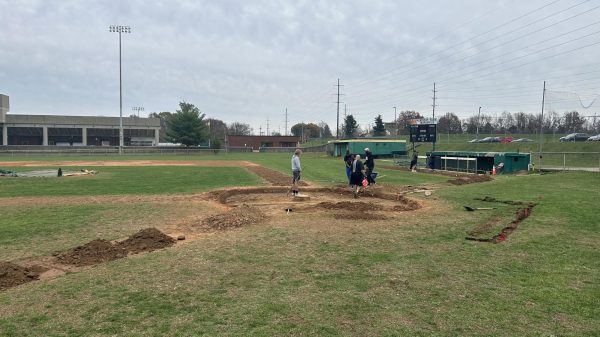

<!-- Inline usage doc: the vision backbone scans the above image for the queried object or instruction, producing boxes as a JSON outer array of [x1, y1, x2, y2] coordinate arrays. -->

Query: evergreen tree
[[372, 114, 386, 136], [343, 115, 358, 138], [165, 102, 207, 146]]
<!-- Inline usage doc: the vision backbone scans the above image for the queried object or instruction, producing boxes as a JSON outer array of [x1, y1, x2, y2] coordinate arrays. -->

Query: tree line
[[148, 102, 599, 147], [148, 102, 254, 147], [436, 110, 598, 134]]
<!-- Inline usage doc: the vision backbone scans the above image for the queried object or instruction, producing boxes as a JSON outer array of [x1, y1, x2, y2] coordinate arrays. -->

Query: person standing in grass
[[343, 149, 353, 185], [350, 154, 365, 198], [410, 150, 418, 172], [291, 149, 302, 196], [364, 147, 375, 185]]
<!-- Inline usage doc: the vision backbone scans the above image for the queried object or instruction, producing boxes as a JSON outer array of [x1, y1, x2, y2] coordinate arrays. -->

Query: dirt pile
[[0, 262, 46, 291], [55, 228, 176, 266], [55, 239, 127, 266], [117, 228, 176, 254], [448, 175, 492, 185], [317, 201, 383, 211], [392, 196, 422, 211], [246, 166, 308, 186], [333, 212, 388, 221], [202, 204, 265, 230]]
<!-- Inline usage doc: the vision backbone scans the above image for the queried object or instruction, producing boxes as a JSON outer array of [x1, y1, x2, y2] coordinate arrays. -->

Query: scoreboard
[[409, 123, 437, 143]]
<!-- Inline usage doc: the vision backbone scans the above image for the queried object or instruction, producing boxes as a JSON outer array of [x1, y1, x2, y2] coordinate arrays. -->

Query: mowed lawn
[[0, 156, 598, 336]]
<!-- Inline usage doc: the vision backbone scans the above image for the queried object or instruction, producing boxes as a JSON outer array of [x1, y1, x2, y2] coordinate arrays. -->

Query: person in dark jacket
[[343, 150, 353, 185], [364, 148, 375, 185], [350, 154, 365, 198], [410, 151, 418, 172]]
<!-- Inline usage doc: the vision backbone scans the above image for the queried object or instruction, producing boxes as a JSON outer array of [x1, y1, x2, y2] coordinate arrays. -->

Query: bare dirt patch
[[0, 262, 47, 290], [332, 212, 389, 221], [317, 201, 383, 212], [0, 160, 257, 168], [117, 228, 176, 254], [200, 204, 266, 230], [245, 166, 308, 186], [447, 175, 492, 185]]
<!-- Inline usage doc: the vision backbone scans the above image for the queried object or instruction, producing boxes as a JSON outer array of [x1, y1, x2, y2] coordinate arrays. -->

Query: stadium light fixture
[[109, 25, 132, 154]]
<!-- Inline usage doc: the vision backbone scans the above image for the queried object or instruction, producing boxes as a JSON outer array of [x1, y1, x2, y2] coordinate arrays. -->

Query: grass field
[[0, 155, 599, 336]]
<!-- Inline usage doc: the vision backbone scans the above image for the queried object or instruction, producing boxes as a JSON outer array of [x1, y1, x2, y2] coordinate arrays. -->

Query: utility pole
[[393, 106, 397, 136], [301, 122, 304, 143], [432, 82, 437, 150], [284, 108, 288, 136], [109, 25, 131, 154], [259, 126, 262, 136], [335, 78, 343, 139], [344, 104, 347, 118], [432, 82, 437, 120], [538, 81, 546, 171], [266, 117, 270, 136], [476, 106, 482, 139]]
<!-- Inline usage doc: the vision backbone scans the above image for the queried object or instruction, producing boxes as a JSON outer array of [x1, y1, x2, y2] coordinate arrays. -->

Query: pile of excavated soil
[[55, 239, 127, 267], [0, 262, 46, 290], [201, 204, 265, 230], [317, 201, 383, 211], [246, 166, 308, 186], [56, 228, 176, 266], [332, 212, 388, 221], [447, 175, 492, 185], [117, 228, 176, 254]]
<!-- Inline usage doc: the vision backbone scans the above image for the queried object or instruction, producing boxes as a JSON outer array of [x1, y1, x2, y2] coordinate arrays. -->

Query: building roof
[[4, 114, 161, 127]]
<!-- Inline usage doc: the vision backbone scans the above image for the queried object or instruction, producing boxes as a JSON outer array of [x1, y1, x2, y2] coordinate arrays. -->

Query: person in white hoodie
[[291, 149, 302, 196]]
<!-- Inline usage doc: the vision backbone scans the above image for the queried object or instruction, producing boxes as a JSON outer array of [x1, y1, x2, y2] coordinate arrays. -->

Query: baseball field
[[0, 153, 598, 337]]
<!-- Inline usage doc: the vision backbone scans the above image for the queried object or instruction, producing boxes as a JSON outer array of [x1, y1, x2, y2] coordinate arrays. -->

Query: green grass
[[0, 203, 188, 261], [0, 166, 259, 197], [0, 156, 599, 336]]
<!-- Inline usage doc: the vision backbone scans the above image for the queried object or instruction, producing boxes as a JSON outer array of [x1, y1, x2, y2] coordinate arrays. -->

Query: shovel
[[463, 206, 495, 212]]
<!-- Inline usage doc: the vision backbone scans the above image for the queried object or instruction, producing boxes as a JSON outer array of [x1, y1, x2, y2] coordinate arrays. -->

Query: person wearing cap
[[364, 147, 375, 185], [291, 149, 302, 196]]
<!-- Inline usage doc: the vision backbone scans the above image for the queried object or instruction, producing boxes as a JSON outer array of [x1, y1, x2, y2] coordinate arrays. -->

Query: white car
[[587, 134, 600, 141]]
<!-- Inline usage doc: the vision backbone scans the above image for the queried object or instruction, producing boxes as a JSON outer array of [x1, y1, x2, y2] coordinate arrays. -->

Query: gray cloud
[[1, 0, 598, 133]]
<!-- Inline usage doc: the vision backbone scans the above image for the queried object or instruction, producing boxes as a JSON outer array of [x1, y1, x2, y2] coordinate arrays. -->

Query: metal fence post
[[563, 153, 566, 171]]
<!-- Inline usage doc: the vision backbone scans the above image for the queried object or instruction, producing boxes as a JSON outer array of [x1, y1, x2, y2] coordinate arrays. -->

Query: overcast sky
[[1, 0, 599, 135]]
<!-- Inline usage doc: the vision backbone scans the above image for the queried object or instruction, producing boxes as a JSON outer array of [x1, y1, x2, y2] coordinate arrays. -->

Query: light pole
[[476, 106, 482, 139], [393, 106, 397, 136], [109, 25, 131, 154], [132, 106, 144, 117]]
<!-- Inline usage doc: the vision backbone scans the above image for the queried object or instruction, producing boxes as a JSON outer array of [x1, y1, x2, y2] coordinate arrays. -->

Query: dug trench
[[465, 198, 537, 243], [205, 186, 423, 226]]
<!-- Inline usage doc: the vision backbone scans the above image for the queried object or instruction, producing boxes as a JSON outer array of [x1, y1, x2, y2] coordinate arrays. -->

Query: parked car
[[479, 137, 501, 143], [559, 133, 589, 142], [587, 134, 600, 141], [512, 138, 534, 143], [499, 137, 513, 143], [468, 138, 481, 143]]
